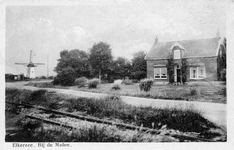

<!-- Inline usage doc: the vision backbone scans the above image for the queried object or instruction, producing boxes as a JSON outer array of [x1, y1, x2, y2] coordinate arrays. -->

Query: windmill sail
[[15, 50, 45, 78]]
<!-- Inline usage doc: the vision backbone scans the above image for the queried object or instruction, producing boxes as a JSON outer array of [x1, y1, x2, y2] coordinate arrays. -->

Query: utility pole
[[47, 53, 49, 78], [30, 50, 32, 62]]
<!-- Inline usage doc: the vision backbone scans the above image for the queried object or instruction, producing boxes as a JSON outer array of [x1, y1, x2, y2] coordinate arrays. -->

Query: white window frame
[[154, 67, 167, 79], [174, 50, 180, 59], [190, 66, 206, 79]]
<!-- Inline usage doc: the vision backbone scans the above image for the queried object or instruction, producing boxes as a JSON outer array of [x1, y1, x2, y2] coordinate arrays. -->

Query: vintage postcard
[[1, 0, 234, 149]]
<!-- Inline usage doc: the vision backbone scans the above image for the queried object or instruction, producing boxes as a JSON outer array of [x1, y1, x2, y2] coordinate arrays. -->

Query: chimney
[[155, 36, 158, 43], [216, 29, 220, 37]]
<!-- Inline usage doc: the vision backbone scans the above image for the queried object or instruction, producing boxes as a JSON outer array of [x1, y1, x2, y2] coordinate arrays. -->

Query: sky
[[5, 0, 228, 76]]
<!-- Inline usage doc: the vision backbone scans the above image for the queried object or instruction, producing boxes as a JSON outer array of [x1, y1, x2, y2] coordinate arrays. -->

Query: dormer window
[[174, 50, 180, 59], [170, 42, 185, 60]]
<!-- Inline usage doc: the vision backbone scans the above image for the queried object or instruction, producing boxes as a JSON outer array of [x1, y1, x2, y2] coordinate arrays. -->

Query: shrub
[[132, 79, 139, 83], [190, 87, 200, 96], [122, 78, 133, 85], [130, 71, 146, 81], [53, 67, 76, 86], [88, 78, 100, 89], [74, 77, 88, 88], [139, 78, 154, 92], [111, 84, 121, 90], [40, 76, 47, 79], [48, 76, 54, 79]]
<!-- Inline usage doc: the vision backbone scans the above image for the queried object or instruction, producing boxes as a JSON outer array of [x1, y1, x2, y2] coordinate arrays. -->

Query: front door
[[176, 69, 181, 83]]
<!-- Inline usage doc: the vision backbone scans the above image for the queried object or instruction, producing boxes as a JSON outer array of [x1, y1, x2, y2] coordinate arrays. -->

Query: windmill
[[15, 50, 45, 79]]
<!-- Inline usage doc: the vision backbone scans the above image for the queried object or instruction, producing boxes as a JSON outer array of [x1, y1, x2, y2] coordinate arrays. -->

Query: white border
[[1, 1, 234, 150]]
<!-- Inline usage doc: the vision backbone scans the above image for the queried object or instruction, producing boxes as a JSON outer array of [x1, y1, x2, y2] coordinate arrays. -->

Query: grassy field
[[26, 81, 226, 103]]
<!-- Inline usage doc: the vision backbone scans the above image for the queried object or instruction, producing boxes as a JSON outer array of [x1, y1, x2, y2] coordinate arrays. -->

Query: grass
[[6, 88, 217, 133], [6, 118, 178, 142], [64, 95, 216, 133], [25, 81, 227, 103]]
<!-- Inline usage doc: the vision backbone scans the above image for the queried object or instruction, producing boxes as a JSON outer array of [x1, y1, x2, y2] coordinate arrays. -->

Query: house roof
[[145, 37, 222, 60]]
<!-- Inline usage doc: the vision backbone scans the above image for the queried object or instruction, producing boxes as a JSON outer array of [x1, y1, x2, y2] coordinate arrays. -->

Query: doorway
[[176, 68, 181, 83], [174, 65, 181, 83]]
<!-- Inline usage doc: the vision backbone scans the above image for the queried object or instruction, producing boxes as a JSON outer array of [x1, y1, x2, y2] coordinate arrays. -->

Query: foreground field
[[26, 81, 226, 104], [5, 88, 226, 142]]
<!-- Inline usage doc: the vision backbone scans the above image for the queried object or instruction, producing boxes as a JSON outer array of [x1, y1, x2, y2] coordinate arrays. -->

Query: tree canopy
[[54, 49, 91, 78], [111, 57, 132, 79], [54, 43, 148, 84], [130, 51, 147, 80], [89, 42, 113, 80]]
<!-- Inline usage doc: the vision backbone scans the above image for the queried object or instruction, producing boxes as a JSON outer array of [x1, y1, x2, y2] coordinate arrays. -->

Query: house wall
[[186, 57, 218, 81], [147, 59, 168, 82], [147, 57, 218, 82]]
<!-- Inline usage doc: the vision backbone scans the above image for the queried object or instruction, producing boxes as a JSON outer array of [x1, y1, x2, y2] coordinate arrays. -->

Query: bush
[[88, 78, 100, 89], [111, 84, 121, 90], [122, 78, 133, 85], [130, 71, 146, 81], [39, 76, 47, 79], [139, 78, 154, 92], [48, 76, 54, 79], [132, 79, 139, 83], [190, 87, 200, 96], [74, 77, 88, 88], [53, 67, 76, 86]]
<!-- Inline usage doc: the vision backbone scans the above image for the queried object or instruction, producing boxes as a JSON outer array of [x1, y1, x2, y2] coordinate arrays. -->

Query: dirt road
[[6, 81, 226, 130]]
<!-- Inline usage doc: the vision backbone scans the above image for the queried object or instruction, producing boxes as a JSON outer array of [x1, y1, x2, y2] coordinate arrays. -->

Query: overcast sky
[[5, 0, 227, 76]]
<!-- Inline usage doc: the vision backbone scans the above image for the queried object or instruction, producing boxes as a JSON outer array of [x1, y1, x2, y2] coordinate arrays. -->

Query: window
[[154, 67, 167, 79], [174, 50, 180, 59], [190, 66, 206, 79]]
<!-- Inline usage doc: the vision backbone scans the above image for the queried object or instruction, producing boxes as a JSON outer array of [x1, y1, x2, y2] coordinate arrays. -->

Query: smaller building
[[5, 73, 25, 82], [5, 66, 25, 82], [145, 33, 226, 84]]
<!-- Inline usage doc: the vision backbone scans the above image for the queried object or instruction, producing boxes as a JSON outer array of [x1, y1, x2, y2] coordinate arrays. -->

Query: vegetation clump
[[6, 118, 179, 142], [111, 84, 121, 90], [139, 78, 154, 92], [88, 78, 100, 89], [64, 95, 216, 132], [122, 78, 133, 85], [74, 77, 88, 88], [190, 87, 200, 96], [53, 67, 76, 86]]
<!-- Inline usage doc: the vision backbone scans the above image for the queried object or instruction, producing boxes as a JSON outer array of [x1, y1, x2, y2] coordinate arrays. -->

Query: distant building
[[145, 33, 226, 83], [5, 73, 25, 82], [5, 66, 25, 82]]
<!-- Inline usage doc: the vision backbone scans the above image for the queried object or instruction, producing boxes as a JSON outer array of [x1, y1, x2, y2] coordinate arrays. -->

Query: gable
[[145, 37, 222, 60]]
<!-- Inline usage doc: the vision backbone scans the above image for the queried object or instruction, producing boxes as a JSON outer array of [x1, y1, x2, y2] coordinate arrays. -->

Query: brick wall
[[147, 57, 218, 82], [187, 57, 218, 81], [147, 59, 168, 81]]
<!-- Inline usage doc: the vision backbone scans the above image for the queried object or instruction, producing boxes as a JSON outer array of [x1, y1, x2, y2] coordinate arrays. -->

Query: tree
[[111, 57, 132, 80], [89, 42, 113, 80], [181, 58, 188, 84], [130, 51, 147, 80], [54, 49, 91, 78], [217, 37, 226, 81], [53, 66, 76, 86], [167, 58, 174, 84]]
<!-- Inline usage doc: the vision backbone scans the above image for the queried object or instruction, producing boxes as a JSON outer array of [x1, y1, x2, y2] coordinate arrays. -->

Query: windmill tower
[[15, 50, 45, 79]]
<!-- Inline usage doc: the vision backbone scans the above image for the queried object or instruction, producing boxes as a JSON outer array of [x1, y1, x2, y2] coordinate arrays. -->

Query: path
[[6, 81, 226, 130]]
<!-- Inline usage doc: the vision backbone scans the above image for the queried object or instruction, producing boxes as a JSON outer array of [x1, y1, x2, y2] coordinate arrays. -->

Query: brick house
[[145, 34, 226, 84]]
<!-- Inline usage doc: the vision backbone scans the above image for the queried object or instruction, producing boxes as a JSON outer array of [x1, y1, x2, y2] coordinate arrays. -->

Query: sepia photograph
[[2, 0, 233, 149]]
